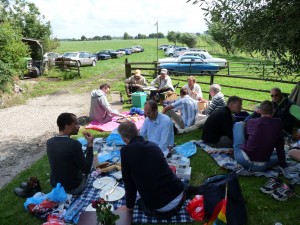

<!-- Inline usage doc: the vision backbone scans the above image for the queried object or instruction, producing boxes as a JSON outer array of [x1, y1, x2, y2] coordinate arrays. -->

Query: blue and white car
[[159, 55, 219, 74]]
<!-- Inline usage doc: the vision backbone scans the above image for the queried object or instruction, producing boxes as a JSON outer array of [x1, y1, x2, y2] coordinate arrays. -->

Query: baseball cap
[[160, 69, 168, 74]]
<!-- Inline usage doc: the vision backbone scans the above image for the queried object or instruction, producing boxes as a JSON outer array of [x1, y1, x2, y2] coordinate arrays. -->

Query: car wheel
[[76, 61, 81, 67], [92, 60, 96, 66]]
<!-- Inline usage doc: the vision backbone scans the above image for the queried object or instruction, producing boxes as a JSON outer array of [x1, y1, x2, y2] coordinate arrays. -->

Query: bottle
[[120, 92, 123, 103]]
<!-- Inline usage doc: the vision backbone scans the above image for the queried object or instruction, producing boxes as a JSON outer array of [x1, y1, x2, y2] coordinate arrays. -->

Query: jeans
[[233, 122, 278, 172]]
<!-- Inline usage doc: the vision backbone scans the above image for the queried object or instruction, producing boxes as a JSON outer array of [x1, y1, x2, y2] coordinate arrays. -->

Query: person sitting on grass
[[89, 83, 126, 124], [201, 84, 226, 116], [182, 76, 203, 100], [162, 88, 198, 129], [124, 69, 147, 100], [47, 113, 94, 195], [233, 100, 287, 172], [202, 96, 242, 148], [118, 121, 185, 219]]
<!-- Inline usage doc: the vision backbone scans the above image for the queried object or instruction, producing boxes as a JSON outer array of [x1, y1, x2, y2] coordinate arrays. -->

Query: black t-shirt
[[121, 136, 184, 210], [47, 136, 93, 190]]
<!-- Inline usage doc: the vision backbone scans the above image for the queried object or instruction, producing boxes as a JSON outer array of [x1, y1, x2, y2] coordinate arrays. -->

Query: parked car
[[60, 52, 97, 67], [165, 47, 189, 57], [43, 52, 59, 66], [117, 48, 132, 55], [95, 52, 111, 60], [159, 44, 170, 50], [159, 55, 219, 74], [98, 50, 122, 58], [133, 45, 144, 52], [128, 46, 140, 53]]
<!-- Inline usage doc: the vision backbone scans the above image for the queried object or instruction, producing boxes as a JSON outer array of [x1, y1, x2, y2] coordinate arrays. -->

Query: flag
[[206, 198, 227, 225]]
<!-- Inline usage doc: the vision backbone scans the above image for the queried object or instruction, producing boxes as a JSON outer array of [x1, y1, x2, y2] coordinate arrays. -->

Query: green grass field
[[1, 39, 299, 225]]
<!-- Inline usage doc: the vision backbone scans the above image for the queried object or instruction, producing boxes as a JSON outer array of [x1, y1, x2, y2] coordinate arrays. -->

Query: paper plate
[[85, 203, 114, 212], [93, 177, 116, 190], [100, 187, 125, 202]]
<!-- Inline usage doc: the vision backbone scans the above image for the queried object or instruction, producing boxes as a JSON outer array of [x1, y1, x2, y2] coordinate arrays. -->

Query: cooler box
[[132, 92, 147, 108]]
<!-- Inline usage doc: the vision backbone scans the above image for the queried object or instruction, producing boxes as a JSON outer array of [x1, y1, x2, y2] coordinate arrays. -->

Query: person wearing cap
[[182, 76, 203, 100], [150, 69, 174, 100], [124, 69, 147, 98], [232, 100, 287, 171], [89, 83, 126, 124], [202, 84, 226, 116]]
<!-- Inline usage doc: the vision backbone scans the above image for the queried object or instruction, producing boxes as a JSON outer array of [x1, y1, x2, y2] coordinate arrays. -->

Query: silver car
[[62, 52, 97, 67]]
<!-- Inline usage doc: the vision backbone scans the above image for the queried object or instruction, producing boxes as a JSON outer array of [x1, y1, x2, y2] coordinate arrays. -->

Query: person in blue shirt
[[140, 100, 174, 157], [162, 88, 198, 129]]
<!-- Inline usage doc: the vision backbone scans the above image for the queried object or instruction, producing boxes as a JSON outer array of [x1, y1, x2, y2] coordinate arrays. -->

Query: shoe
[[271, 183, 294, 201], [260, 178, 282, 194], [14, 177, 41, 198]]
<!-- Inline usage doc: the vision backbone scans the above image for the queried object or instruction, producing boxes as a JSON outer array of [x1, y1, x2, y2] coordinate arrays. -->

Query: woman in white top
[[182, 76, 203, 100]]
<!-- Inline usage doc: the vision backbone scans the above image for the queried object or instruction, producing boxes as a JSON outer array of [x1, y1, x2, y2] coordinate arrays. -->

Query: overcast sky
[[29, 0, 207, 39]]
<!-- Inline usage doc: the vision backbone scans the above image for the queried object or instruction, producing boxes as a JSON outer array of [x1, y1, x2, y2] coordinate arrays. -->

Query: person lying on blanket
[[202, 96, 242, 148], [162, 88, 198, 130], [117, 121, 185, 219], [233, 100, 288, 172], [47, 113, 94, 195], [89, 83, 126, 124]]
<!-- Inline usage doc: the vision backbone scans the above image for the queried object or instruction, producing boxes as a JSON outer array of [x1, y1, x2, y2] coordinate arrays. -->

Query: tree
[[187, 0, 300, 75], [123, 32, 130, 40], [180, 33, 198, 48], [157, 32, 165, 38], [81, 35, 87, 41], [166, 31, 177, 45]]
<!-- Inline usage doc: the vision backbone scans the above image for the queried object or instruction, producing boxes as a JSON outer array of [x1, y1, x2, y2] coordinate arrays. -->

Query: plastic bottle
[[120, 92, 123, 103]]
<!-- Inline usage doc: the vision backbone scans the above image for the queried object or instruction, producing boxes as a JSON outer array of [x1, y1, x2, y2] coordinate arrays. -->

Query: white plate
[[100, 186, 125, 202], [85, 203, 114, 212], [93, 177, 116, 190]]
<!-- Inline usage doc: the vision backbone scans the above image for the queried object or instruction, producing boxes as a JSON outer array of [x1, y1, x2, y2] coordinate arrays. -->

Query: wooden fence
[[48, 58, 81, 77], [124, 58, 298, 111]]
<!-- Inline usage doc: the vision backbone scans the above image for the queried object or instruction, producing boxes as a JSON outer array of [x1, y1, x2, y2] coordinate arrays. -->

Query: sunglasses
[[270, 94, 279, 97]]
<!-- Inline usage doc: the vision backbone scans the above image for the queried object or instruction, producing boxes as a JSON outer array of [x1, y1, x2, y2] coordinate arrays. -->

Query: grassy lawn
[[1, 39, 299, 225]]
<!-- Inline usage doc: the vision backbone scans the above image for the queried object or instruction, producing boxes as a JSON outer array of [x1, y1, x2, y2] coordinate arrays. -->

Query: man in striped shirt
[[202, 84, 226, 116], [162, 88, 198, 129]]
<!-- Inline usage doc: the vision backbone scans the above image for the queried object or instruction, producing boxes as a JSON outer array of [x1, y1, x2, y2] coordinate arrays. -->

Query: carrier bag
[[199, 172, 247, 225]]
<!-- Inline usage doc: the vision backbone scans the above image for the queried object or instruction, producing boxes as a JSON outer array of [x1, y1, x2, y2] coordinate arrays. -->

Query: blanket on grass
[[86, 112, 145, 132], [193, 140, 280, 177], [64, 175, 193, 224]]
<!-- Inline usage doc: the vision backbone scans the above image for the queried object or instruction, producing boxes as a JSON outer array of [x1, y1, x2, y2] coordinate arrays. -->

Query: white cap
[[160, 69, 168, 74]]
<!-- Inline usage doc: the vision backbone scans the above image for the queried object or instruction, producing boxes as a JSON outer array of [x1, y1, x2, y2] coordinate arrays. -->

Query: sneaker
[[271, 183, 294, 201], [260, 178, 282, 194]]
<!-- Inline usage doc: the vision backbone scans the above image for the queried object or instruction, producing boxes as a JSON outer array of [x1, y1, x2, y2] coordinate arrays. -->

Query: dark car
[[116, 48, 132, 55], [95, 52, 111, 60], [98, 50, 122, 58]]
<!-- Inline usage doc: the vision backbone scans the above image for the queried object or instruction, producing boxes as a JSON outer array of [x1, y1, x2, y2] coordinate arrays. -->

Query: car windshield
[[203, 53, 213, 59], [63, 53, 78, 57]]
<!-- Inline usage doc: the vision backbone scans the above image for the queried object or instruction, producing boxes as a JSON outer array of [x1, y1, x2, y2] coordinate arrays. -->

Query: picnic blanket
[[86, 112, 145, 132], [193, 140, 280, 177], [64, 175, 193, 224]]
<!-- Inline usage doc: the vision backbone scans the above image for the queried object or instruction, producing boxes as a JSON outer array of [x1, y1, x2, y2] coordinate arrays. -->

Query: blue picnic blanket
[[64, 175, 193, 224]]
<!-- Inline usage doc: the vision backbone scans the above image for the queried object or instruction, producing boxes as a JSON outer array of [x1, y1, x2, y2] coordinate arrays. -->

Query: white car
[[161, 51, 227, 68], [165, 47, 189, 57], [159, 52, 227, 68]]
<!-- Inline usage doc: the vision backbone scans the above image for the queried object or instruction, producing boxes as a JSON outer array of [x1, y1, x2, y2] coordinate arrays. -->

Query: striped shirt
[[205, 92, 226, 116], [171, 95, 198, 127]]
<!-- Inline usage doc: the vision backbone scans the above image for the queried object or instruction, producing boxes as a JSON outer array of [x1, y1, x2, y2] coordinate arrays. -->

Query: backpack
[[199, 171, 247, 225]]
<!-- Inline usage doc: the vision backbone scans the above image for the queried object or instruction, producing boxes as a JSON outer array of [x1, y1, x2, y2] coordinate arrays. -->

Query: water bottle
[[120, 92, 123, 103]]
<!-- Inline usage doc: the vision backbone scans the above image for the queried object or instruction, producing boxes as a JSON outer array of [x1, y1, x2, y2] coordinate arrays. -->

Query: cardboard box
[[176, 166, 192, 181], [198, 102, 207, 111]]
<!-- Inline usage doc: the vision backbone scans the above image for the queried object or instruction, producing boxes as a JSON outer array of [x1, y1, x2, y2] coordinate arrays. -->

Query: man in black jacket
[[47, 113, 94, 195], [118, 121, 185, 219], [202, 96, 242, 148]]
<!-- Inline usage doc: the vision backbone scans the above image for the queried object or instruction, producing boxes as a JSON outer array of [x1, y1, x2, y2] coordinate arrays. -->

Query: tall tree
[[180, 33, 198, 48], [123, 32, 130, 40], [187, 0, 300, 75], [166, 31, 177, 45]]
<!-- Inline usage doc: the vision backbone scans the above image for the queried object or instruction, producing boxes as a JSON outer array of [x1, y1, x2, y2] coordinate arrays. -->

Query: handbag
[[199, 172, 247, 225]]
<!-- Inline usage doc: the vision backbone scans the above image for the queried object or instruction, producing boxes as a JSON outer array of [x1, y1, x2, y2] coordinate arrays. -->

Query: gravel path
[[0, 89, 122, 189]]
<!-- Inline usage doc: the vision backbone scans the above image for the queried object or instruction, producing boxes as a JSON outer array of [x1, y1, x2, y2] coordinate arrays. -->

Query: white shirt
[[182, 83, 203, 99]]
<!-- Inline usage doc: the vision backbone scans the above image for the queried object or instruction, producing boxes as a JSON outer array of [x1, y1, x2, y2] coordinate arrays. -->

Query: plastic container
[[132, 92, 147, 108]]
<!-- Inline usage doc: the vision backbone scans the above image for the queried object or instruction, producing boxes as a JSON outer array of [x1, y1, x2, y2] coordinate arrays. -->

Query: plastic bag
[[24, 192, 48, 210], [106, 133, 125, 146], [47, 183, 68, 203], [186, 195, 205, 221], [174, 142, 197, 158]]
